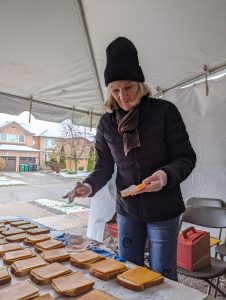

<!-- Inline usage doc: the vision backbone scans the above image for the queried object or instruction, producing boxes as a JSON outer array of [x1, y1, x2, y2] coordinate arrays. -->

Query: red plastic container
[[177, 226, 211, 271], [106, 222, 118, 239]]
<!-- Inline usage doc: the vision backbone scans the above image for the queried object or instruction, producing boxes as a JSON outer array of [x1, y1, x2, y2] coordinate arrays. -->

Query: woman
[[64, 37, 196, 281]]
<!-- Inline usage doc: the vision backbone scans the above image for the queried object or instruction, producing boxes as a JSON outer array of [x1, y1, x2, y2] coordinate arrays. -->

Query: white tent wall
[[164, 78, 226, 202]]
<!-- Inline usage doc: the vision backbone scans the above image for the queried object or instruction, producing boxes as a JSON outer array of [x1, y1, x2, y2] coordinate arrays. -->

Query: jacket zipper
[[132, 150, 143, 221]]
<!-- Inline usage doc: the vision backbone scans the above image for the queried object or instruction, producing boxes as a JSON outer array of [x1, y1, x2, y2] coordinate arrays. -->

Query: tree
[[87, 146, 95, 172], [59, 144, 66, 169], [60, 120, 90, 173]]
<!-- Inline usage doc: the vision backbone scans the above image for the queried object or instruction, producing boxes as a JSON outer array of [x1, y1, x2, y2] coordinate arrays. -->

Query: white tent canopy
[[0, 0, 226, 127]]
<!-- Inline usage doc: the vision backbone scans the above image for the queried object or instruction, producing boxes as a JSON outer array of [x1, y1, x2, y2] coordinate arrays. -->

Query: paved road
[[0, 171, 91, 208]]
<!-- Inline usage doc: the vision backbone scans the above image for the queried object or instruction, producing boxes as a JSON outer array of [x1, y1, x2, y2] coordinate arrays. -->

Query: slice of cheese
[[120, 266, 162, 285]]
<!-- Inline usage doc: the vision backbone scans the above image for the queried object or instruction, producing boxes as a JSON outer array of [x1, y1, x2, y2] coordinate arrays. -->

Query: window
[[0, 133, 6, 141], [44, 138, 56, 149], [19, 135, 25, 142], [0, 133, 25, 143]]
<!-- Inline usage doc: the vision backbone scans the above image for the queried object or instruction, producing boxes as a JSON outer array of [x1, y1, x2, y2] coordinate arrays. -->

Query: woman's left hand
[[136, 170, 167, 193]]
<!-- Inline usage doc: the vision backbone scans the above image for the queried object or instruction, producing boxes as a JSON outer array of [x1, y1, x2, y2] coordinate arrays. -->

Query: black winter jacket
[[84, 96, 196, 222]]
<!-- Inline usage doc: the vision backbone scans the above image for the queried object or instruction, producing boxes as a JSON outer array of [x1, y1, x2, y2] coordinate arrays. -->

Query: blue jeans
[[117, 213, 180, 281]]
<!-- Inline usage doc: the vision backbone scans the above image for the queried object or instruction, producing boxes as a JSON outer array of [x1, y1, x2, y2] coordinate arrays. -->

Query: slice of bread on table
[[52, 271, 95, 297], [2, 228, 25, 236], [89, 258, 127, 280], [11, 220, 31, 227], [6, 233, 28, 243], [40, 248, 70, 263], [11, 255, 49, 277], [0, 280, 40, 299], [24, 234, 51, 246], [26, 228, 50, 235], [32, 294, 54, 300], [3, 248, 36, 265], [117, 266, 164, 291], [35, 239, 64, 253], [18, 224, 38, 230], [0, 243, 23, 256], [30, 262, 72, 285], [77, 289, 120, 299], [0, 266, 11, 285], [70, 250, 106, 269], [0, 238, 8, 245]]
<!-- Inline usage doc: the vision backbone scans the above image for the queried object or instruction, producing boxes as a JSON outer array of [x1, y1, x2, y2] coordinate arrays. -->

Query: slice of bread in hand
[[11, 255, 49, 277], [77, 289, 120, 299], [52, 271, 95, 297], [117, 266, 164, 291], [0, 266, 11, 285], [30, 262, 72, 285], [70, 250, 105, 269], [89, 259, 127, 280], [0, 281, 39, 299]]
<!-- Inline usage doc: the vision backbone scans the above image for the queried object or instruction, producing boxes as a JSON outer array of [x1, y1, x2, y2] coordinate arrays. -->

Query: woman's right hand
[[63, 182, 92, 202]]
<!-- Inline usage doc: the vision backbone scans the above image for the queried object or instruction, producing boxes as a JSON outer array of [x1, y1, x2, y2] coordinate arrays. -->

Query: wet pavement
[[0, 170, 91, 233]]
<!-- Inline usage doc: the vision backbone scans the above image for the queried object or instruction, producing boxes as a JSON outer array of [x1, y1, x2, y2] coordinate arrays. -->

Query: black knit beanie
[[104, 37, 145, 86]]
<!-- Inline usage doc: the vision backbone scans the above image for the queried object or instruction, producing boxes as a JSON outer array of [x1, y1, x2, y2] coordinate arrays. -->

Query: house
[[0, 121, 95, 172], [0, 121, 40, 171]]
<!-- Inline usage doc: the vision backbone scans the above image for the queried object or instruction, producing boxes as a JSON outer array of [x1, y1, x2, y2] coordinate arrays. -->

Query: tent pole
[[0, 90, 102, 117], [153, 63, 226, 97], [76, 0, 105, 103]]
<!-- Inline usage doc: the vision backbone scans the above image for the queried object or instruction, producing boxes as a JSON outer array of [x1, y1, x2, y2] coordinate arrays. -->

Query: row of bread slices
[[0, 279, 120, 299], [0, 219, 50, 244], [0, 248, 164, 292]]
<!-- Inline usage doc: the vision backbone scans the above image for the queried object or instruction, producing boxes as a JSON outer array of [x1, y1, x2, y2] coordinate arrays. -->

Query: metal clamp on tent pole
[[204, 65, 210, 96], [71, 106, 75, 123], [89, 110, 93, 129], [29, 95, 33, 123]]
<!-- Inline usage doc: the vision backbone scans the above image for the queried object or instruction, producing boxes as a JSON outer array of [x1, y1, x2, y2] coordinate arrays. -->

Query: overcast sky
[[0, 111, 96, 136]]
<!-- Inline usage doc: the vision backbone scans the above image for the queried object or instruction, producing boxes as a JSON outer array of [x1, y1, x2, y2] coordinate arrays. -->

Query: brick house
[[0, 121, 95, 172]]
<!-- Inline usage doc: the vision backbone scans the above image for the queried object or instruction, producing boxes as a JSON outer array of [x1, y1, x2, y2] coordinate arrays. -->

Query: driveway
[[0, 170, 91, 207], [0, 171, 91, 232]]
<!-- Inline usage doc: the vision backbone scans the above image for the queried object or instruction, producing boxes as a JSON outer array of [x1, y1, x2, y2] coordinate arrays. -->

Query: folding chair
[[177, 206, 226, 298], [186, 197, 225, 208], [186, 197, 226, 248]]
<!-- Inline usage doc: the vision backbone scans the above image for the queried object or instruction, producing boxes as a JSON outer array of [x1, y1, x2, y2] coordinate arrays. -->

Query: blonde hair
[[105, 82, 152, 113]]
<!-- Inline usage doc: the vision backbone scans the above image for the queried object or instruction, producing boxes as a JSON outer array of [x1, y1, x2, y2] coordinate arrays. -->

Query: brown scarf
[[116, 107, 141, 156]]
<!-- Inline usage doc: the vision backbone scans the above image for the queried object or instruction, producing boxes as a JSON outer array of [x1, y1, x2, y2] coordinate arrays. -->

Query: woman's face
[[110, 80, 140, 111]]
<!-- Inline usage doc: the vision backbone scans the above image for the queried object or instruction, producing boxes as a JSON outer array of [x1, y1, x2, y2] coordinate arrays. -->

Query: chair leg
[[207, 282, 212, 295], [213, 277, 220, 298], [205, 278, 226, 298]]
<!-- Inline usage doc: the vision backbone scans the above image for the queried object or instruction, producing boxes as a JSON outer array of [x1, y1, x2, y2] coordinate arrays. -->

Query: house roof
[[0, 144, 40, 152], [38, 129, 61, 138], [0, 121, 35, 134], [0, 121, 62, 138]]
